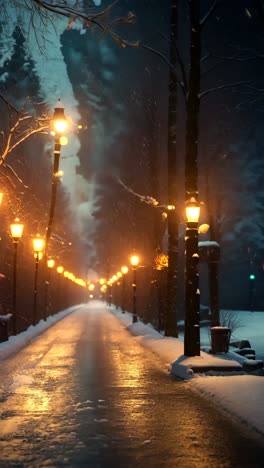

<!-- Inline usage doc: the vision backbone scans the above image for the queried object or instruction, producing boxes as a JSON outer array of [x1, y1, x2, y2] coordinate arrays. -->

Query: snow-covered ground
[[0, 304, 83, 361], [0, 301, 264, 436], [109, 304, 264, 436]]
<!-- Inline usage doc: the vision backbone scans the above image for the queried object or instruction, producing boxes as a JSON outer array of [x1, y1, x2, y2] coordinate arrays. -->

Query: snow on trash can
[[211, 326, 230, 354]]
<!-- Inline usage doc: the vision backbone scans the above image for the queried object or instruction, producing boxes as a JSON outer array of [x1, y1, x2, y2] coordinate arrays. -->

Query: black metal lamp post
[[33, 235, 45, 326], [45, 258, 55, 319], [56, 265, 64, 311], [10, 218, 24, 334], [45, 99, 68, 257], [116, 272, 122, 309], [130, 254, 139, 323], [184, 198, 201, 356], [121, 265, 128, 313]]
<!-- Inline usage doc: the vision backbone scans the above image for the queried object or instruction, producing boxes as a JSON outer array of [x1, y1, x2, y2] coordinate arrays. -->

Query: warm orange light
[[57, 266, 64, 274], [99, 278, 106, 285], [0, 192, 3, 205], [88, 283, 95, 291], [47, 259, 55, 269], [167, 205, 175, 210], [51, 99, 68, 135], [186, 199, 200, 223], [33, 236, 44, 253], [121, 266, 128, 275], [34, 251, 43, 260], [10, 218, 24, 241], [117, 272, 122, 278], [112, 275, 118, 282], [130, 255, 139, 267], [64, 271, 69, 278]]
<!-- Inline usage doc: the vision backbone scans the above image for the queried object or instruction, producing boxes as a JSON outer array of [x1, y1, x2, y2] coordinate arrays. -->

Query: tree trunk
[[165, 0, 179, 337]]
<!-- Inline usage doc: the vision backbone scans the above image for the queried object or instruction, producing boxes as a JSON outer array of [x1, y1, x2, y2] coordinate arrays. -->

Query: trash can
[[211, 326, 230, 354]]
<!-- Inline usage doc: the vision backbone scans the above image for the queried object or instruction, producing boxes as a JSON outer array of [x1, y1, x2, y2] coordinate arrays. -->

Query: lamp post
[[45, 99, 68, 257], [121, 266, 128, 313], [184, 198, 201, 356], [44, 258, 55, 319], [130, 254, 139, 323], [10, 218, 24, 334], [33, 235, 45, 326], [56, 265, 64, 311], [108, 280, 112, 307]]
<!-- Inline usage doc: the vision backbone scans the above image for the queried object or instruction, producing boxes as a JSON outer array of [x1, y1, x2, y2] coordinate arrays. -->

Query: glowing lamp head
[[34, 251, 43, 261], [0, 192, 3, 205], [121, 266, 128, 275], [47, 259, 55, 269], [33, 235, 44, 253], [57, 266, 64, 274], [117, 272, 122, 278], [130, 255, 139, 267], [51, 99, 67, 135], [185, 198, 201, 223], [88, 283, 95, 291], [10, 218, 24, 242]]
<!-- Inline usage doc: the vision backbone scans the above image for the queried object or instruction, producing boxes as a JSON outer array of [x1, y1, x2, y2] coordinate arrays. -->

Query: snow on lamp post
[[32, 235, 45, 326], [121, 266, 128, 313], [130, 254, 140, 323], [184, 198, 201, 356], [56, 265, 64, 311], [10, 218, 24, 334], [45, 99, 68, 257], [44, 258, 55, 320]]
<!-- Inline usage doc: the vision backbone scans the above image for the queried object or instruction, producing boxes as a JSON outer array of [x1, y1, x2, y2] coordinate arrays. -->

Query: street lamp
[[44, 258, 55, 319], [130, 254, 139, 323], [184, 198, 201, 357], [56, 265, 64, 311], [108, 280, 112, 306], [10, 218, 24, 334], [33, 235, 45, 325], [45, 99, 68, 256], [121, 266, 128, 313]]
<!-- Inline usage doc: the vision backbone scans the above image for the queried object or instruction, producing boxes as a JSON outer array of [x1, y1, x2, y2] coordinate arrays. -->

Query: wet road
[[0, 302, 264, 467]]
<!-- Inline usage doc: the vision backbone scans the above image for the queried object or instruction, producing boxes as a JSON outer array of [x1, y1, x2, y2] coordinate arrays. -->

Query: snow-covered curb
[[0, 304, 83, 361], [109, 306, 241, 379]]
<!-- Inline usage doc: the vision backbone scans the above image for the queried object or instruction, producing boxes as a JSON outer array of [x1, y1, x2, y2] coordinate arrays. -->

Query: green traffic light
[[249, 274, 255, 280]]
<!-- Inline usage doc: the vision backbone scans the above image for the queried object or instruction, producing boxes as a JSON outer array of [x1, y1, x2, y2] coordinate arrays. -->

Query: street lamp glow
[[185, 199, 200, 223], [47, 259, 55, 269], [130, 255, 139, 267], [0, 192, 3, 205], [88, 283, 95, 291], [57, 266, 64, 274], [33, 236, 44, 253], [121, 266, 128, 275], [10, 218, 24, 242], [99, 278, 106, 285], [51, 99, 68, 135], [34, 251, 43, 260], [117, 272, 122, 278]]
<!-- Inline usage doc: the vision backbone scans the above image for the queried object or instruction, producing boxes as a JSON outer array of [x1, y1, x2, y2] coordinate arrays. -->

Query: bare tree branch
[[199, 80, 251, 99], [140, 43, 187, 99], [200, 0, 223, 28]]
